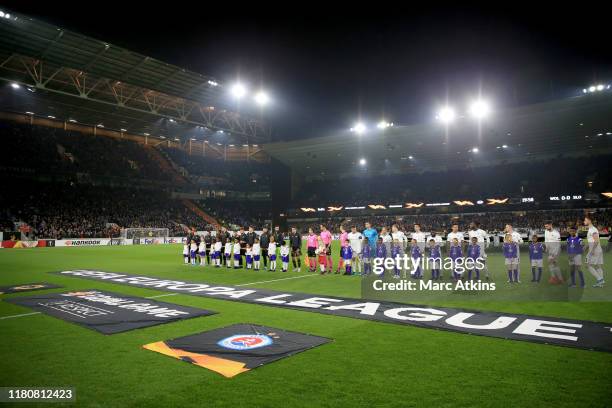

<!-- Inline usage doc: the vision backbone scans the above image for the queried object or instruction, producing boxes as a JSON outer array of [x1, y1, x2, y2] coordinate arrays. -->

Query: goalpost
[[119, 228, 169, 245]]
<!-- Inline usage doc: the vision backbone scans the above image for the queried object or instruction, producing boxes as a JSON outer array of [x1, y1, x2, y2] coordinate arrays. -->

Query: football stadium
[[0, 5, 611, 407]]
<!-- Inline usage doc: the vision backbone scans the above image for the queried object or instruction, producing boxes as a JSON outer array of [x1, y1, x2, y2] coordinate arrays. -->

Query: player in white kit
[[411, 224, 426, 245], [544, 221, 563, 284], [223, 240, 232, 268], [347, 226, 364, 275], [446, 224, 464, 279], [391, 224, 408, 275], [213, 239, 222, 267], [584, 216, 605, 287], [198, 240, 207, 266], [468, 221, 490, 280], [182, 242, 190, 264]]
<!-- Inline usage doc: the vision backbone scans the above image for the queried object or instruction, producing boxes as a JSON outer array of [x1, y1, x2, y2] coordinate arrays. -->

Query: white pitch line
[[236, 274, 318, 287], [0, 312, 41, 320], [145, 293, 178, 299]]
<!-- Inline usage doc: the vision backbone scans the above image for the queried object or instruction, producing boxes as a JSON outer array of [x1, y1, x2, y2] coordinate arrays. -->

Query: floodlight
[[10, 82, 20, 89], [436, 106, 455, 123], [254, 91, 270, 106], [377, 121, 391, 129], [359, 158, 366, 165], [469, 100, 491, 119], [471, 147, 479, 153], [231, 83, 247, 99], [351, 122, 366, 134]]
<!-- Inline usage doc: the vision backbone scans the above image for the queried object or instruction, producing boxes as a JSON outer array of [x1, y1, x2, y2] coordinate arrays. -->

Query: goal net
[[120, 228, 169, 244]]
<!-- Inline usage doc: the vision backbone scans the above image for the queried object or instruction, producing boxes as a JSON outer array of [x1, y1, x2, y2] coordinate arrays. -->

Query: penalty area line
[[236, 274, 318, 287]]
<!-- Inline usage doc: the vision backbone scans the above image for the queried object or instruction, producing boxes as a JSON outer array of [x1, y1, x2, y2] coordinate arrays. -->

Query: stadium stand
[[0, 121, 268, 236], [0, 181, 214, 239], [0, 122, 176, 183], [159, 145, 271, 191], [293, 155, 612, 205], [201, 200, 272, 229], [1, 118, 610, 238]]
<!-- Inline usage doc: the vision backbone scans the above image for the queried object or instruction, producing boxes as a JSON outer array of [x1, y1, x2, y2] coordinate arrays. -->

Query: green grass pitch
[[1, 242, 611, 408]]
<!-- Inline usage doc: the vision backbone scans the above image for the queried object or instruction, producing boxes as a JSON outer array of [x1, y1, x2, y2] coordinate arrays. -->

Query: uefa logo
[[217, 334, 273, 350]]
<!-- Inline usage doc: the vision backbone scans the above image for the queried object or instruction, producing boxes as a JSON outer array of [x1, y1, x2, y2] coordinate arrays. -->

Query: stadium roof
[[0, 9, 270, 142], [265, 93, 612, 179]]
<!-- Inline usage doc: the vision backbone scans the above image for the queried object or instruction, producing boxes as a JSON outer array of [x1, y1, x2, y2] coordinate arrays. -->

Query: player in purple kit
[[529, 235, 545, 283], [449, 238, 463, 280], [566, 227, 585, 288], [503, 234, 519, 283], [245, 244, 253, 269], [189, 240, 198, 266], [466, 236, 481, 281], [391, 239, 402, 278], [409, 238, 423, 279], [375, 237, 387, 275], [427, 239, 442, 280], [340, 241, 353, 275]]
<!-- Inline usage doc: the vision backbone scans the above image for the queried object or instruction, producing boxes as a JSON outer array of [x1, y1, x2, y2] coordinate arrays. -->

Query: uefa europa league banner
[[8, 289, 216, 334], [52, 270, 612, 352], [143, 324, 331, 377], [0, 283, 62, 295]]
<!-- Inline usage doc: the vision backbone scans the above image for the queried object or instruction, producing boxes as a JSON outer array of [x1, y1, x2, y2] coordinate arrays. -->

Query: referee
[[288, 227, 302, 272]]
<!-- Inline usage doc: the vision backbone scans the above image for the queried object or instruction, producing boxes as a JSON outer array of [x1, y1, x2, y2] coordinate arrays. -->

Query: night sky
[[4, 2, 612, 141]]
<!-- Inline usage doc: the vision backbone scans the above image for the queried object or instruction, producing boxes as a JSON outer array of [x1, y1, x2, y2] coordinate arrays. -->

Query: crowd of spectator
[[0, 122, 173, 182], [0, 181, 213, 239], [160, 146, 271, 191], [202, 200, 271, 228], [294, 156, 612, 205]]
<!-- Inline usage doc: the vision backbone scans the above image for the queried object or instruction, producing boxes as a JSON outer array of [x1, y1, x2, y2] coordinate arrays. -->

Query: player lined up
[[181, 216, 605, 287]]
